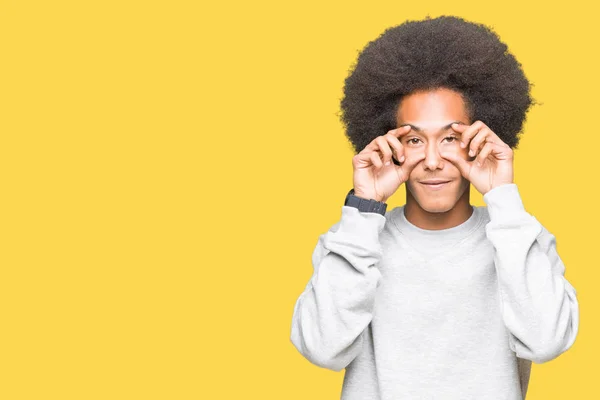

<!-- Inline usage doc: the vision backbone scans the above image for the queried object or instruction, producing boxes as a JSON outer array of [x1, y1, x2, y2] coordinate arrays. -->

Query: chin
[[418, 201, 456, 214], [406, 180, 466, 213]]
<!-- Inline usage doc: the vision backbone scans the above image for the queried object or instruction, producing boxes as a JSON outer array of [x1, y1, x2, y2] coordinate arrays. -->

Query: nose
[[422, 142, 444, 170]]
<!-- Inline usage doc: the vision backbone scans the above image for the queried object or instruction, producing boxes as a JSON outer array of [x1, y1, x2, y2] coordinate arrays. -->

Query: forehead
[[396, 88, 470, 128]]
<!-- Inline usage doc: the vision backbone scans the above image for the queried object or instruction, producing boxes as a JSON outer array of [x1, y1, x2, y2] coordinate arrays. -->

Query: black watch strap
[[344, 188, 387, 215]]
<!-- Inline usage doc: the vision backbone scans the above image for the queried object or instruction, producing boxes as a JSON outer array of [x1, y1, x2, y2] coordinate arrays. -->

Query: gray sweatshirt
[[290, 183, 579, 399]]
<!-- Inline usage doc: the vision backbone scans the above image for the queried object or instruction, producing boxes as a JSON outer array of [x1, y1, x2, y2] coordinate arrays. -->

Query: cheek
[[403, 146, 418, 155], [407, 166, 421, 181]]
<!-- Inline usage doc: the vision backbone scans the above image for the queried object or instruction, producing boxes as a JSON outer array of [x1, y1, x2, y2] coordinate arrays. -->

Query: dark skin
[[391, 87, 515, 230], [395, 88, 474, 230]]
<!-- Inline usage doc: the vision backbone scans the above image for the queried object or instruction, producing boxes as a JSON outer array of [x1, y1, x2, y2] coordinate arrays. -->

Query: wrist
[[353, 190, 386, 203], [345, 188, 388, 216], [483, 181, 514, 196]]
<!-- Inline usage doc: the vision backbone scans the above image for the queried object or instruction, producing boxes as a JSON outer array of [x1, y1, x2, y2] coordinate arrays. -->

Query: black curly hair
[[339, 15, 537, 154]]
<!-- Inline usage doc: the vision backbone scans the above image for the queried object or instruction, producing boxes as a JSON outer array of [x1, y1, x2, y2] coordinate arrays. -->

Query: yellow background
[[0, 0, 596, 398]]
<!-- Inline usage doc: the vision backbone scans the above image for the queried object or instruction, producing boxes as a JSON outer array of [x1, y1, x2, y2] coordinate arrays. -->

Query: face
[[396, 87, 472, 214]]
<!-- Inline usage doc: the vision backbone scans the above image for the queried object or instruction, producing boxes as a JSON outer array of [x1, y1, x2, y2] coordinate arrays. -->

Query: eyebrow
[[399, 121, 466, 134]]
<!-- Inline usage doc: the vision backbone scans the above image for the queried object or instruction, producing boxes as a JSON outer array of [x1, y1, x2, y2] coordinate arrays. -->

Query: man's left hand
[[440, 121, 514, 195]]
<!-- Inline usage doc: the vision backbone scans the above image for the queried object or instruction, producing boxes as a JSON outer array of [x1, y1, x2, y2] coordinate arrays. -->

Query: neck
[[404, 187, 473, 230]]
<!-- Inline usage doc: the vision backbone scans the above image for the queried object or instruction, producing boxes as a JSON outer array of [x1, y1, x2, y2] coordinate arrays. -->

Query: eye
[[444, 136, 458, 143], [407, 138, 421, 145]]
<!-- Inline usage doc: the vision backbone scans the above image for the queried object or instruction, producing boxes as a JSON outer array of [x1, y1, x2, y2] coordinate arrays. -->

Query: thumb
[[440, 151, 471, 177]]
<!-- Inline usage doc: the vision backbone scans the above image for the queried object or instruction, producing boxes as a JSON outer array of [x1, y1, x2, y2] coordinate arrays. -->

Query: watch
[[344, 188, 387, 215]]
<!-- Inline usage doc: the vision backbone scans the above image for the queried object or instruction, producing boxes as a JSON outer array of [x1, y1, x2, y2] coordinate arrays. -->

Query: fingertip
[[452, 123, 464, 131]]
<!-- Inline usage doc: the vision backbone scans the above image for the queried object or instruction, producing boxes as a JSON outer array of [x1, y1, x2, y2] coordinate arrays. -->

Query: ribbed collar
[[392, 205, 484, 244]]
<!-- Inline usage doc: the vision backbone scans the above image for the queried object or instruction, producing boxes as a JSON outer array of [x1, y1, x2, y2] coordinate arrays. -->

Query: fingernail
[[460, 142, 466, 148], [469, 150, 474, 156], [400, 155, 405, 162]]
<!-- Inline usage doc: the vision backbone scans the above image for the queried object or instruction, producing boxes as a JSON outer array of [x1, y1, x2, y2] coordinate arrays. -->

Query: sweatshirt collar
[[392, 204, 483, 243]]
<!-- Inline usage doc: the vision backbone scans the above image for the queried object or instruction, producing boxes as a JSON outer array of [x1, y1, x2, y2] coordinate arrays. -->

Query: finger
[[468, 127, 494, 158], [385, 133, 405, 164], [370, 151, 383, 169], [440, 150, 471, 177], [479, 142, 514, 164], [364, 126, 411, 152], [455, 121, 484, 150], [384, 126, 411, 163], [374, 136, 394, 165], [393, 125, 413, 138], [475, 142, 495, 166], [354, 150, 380, 169], [451, 122, 468, 148]]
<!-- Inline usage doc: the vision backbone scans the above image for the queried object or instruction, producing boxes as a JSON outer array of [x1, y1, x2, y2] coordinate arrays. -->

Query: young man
[[290, 16, 579, 400]]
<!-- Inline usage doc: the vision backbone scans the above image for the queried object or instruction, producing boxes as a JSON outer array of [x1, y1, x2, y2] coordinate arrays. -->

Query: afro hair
[[339, 15, 536, 154]]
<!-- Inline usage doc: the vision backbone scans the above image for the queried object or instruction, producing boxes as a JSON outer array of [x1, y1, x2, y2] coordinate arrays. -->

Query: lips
[[420, 180, 451, 190]]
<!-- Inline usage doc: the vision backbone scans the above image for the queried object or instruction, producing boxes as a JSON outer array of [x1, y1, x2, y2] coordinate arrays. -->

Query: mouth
[[420, 180, 451, 190]]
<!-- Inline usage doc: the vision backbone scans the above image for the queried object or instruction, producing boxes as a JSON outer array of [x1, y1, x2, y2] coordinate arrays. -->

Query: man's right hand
[[352, 126, 425, 202]]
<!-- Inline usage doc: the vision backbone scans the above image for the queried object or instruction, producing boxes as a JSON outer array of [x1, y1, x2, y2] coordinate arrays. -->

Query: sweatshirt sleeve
[[483, 183, 580, 364], [290, 205, 387, 371]]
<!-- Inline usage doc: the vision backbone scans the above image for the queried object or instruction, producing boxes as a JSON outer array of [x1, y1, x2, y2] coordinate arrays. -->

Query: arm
[[290, 205, 386, 371], [483, 183, 579, 364]]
